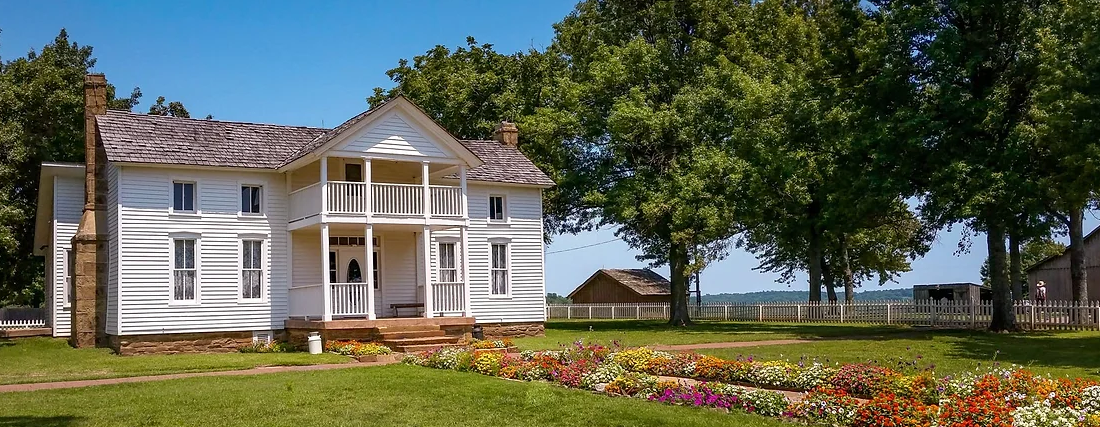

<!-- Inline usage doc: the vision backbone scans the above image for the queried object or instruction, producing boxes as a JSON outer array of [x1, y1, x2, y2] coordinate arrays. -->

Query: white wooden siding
[[117, 166, 288, 334], [432, 184, 546, 323], [106, 164, 120, 335], [338, 112, 451, 158], [381, 232, 418, 308], [291, 231, 321, 286], [51, 177, 83, 337]]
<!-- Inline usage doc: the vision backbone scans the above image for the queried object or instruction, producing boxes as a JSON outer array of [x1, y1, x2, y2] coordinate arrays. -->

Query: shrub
[[238, 340, 294, 353], [325, 340, 393, 356]]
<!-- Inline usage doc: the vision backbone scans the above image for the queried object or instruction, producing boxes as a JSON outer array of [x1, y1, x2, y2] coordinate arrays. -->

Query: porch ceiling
[[291, 222, 462, 234]]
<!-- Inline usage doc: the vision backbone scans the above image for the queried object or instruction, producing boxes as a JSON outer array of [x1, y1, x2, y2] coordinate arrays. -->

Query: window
[[241, 185, 262, 214], [372, 250, 380, 290], [173, 181, 196, 212], [241, 240, 263, 300], [172, 239, 197, 301], [345, 163, 363, 182], [489, 195, 505, 221], [438, 243, 457, 283], [328, 252, 337, 283], [64, 249, 73, 306], [490, 243, 508, 295]]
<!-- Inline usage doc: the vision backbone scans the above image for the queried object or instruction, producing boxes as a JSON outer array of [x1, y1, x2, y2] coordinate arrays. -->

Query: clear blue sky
[[3, 1, 1096, 296]]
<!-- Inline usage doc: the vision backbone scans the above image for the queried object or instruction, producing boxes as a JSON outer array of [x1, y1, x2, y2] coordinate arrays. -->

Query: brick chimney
[[493, 121, 519, 147], [70, 74, 109, 348]]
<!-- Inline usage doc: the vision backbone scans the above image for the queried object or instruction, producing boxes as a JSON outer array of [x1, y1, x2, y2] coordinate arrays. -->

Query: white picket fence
[[0, 307, 47, 329], [545, 300, 1100, 331]]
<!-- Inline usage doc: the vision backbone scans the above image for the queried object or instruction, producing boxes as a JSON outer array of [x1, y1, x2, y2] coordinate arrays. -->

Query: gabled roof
[[568, 268, 672, 298], [93, 97, 554, 187], [97, 111, 326, 169], [1026, 225, 1100, 273]]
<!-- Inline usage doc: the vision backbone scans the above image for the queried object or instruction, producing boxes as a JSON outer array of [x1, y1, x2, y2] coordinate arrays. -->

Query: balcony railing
[[330, 282, 372, 317], [289, 181, 464, 222]]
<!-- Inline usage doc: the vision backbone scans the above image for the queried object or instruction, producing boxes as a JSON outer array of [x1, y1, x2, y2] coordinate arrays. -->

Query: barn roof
[[1025, 225, 1100, 273], [568, 268, 672, 299]]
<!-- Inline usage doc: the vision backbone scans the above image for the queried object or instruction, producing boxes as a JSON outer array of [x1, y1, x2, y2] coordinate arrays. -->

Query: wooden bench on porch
[[390, 303, 425, 318]]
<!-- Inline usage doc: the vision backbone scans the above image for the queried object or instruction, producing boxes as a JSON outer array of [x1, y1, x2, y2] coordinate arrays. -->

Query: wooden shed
[[567, 269, 673, 304], [1026, 226, 1100, 302], [912, 283, 990, 304]]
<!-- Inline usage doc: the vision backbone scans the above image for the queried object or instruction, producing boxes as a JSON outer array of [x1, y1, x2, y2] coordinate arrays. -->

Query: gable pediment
[[335, 111, 454, 158]]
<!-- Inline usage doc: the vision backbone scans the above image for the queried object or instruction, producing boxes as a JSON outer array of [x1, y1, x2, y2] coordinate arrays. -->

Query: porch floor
[[285, 316, 474, 330]]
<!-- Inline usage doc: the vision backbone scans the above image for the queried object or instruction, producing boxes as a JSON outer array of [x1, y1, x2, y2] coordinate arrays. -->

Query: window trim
[[169, 234, 201, 305], [239, 239, 266, 303], [488, 241, 511, 298], [488, 194, 507, 222], [62, 248, 73, 309], [239, 182, 265, 217], [437, 242, 458, 283], [169, 178, 200, 215]]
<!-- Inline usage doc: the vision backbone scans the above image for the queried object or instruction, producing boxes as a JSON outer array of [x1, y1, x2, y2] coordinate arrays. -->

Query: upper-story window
[[345, 163, 363, 182], [489, 195, 505, 221], [172, 181, 196, 212], [241, 185, 262, 214]]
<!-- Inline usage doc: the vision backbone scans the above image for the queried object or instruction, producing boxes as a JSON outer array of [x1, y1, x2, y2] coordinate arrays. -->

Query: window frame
[[62, 248, 73, 308], [239, 239, 265, 302], [240, 184, 264, 216], [437, 242, 458, 283], [488, 241, 510, 298], [170, 180, 198, 214], [488, 194, 507, 222], [169, 236, 200, 305]]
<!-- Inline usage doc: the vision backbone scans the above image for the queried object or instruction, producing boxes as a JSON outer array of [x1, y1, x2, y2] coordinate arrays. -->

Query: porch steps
[[377, 325, 465, 353]]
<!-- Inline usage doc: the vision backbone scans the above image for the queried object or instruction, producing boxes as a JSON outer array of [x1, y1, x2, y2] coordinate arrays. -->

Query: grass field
[[0, 338, 350, 385], [700, 329, 1100, 379], [512, 320, 911, 349], [0, 364, 786, 427]]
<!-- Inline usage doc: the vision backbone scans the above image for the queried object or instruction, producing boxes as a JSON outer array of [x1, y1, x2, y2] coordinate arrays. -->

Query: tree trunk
[[1009, 231, 1022, 301], [824, 256, 838, 303], [987, 223, 1016, 332], [808, 205, 823, 303], [1069, 207, 1088, 303], [840, 234, 855, 303], [667, 241, 692, 326]]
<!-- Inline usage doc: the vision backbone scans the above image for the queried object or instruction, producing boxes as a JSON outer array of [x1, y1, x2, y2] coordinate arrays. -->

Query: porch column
[[321, 223, 332, 321], [459, 164, 468, 218], [422, 161, 431, 219], [461, 225, 471, 317], [363, 158, 372, 220], [422, 225, 434, 318], [365, 224, 375, 320], [320, 156, 329, 219]]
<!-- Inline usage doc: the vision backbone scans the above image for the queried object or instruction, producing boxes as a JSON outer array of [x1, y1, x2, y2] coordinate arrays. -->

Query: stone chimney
[[70, 74, 109, 348], [493, 121, 519, 147]]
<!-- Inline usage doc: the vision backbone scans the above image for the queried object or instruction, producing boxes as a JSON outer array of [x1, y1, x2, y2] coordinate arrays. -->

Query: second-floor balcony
[[289, 181, 464, 223]]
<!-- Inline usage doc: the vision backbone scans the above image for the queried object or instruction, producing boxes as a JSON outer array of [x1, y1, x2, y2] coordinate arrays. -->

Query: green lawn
[[699, 329, 1100, 379], [514, 319, 912, 349], [0, 338, 350, 385], [0, 364, 786, 427]]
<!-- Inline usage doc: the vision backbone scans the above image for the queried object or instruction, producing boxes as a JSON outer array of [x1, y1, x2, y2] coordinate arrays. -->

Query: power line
[[546, 238, 623, 255]]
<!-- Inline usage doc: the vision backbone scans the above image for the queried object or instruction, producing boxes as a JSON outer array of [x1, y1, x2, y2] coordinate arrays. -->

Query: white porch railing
[[327, 181, 368, 214], [289, 183, 323, 221], [330, 282, 372, 316], [432, 282, 466, 315], [430, 186, 463, 217], [372, 183, 424, 216]]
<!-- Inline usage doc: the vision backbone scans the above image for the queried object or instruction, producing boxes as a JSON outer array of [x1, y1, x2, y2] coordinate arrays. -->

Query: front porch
[[287, 222, 470, 322], [284, 316, 475, 352]]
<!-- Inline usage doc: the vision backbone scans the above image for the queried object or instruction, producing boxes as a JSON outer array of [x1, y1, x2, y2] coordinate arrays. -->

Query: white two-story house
[[34, 75, 552, 354]]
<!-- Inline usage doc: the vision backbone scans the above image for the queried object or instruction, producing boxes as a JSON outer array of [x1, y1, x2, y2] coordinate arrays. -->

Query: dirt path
[[0, 360, 399, 393], [650, 339, 812, 351]]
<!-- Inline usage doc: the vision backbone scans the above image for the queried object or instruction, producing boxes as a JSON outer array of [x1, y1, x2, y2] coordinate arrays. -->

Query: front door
[[335, 246, 382, 314]]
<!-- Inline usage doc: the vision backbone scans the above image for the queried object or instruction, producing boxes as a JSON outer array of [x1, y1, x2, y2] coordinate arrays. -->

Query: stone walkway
[[650, 339, 812, 351], [655, 375, 808, 402], [0, 360, 399, 393]]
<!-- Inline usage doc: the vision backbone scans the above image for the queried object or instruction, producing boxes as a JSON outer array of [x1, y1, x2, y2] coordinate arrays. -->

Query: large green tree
[[1031, 0, 1100, 304], [874, 0, 1050, 330]]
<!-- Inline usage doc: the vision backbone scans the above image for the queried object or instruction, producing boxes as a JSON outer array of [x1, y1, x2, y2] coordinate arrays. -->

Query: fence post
[[611, 306, 616, 320], [724, 305, 729, 321], [886, 303, 892, 325], [931, 301, 938, 327], [1030, 304, 1035, 330], [567, 306, 572, 319], [588, 306, 593, 319], [797, 305, 802, 323], [758, 305, 763, 322], [636, 306, 640, 319], [970, 301, 976, 329], [839, 304, 845, 323]]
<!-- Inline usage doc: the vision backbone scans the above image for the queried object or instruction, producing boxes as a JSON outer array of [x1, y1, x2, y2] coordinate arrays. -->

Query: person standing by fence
[[1035, 281, 1047, 304]]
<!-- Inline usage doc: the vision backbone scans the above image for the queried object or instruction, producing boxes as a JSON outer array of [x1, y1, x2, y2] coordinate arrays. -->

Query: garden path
[[0, 359, 398, 393], [654, 375, 809, 403]]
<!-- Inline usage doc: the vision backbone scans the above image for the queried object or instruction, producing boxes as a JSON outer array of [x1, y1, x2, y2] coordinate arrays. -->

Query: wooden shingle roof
[[568, 268, 672, 298]]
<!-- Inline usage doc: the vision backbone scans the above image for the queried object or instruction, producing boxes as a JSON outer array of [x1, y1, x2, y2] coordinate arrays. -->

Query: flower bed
[[237, 340, 294, 353], [403, 343, 1100, 426], [325, 340, 394, 362]]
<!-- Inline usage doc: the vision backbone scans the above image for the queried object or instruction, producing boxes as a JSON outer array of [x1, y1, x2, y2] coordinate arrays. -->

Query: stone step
[[382, 335, 461, 346], [379, 330, 447, 339], [393, 342, 465, 353], [376, 325, 441, 333]]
